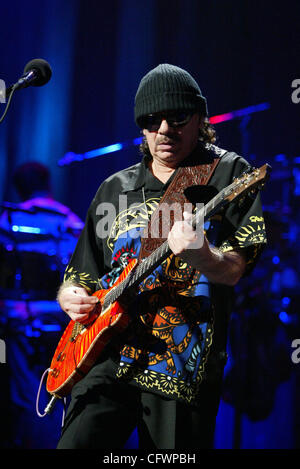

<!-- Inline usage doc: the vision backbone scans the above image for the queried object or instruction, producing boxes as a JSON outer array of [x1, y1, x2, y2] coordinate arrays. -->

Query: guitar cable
[[36, 367, 67, 428]]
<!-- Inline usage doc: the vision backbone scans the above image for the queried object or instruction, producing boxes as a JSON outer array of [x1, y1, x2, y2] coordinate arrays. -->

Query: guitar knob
[[56, 352, 66, 362], [51, 368, 60, 378]]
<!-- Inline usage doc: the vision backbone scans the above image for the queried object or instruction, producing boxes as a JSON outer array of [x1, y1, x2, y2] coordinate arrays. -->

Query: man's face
[[142, 111, 203, 168]]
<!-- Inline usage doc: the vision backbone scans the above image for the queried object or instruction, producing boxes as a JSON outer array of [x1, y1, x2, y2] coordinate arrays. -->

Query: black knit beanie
[[134, 64, 207, 128]]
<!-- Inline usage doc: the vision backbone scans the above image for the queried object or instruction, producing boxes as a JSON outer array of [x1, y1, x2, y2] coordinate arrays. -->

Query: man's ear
[[142, 129, 146, 136]]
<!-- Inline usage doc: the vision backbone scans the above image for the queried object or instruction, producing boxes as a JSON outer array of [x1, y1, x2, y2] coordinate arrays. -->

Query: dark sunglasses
[[140, 110, 194, 132]]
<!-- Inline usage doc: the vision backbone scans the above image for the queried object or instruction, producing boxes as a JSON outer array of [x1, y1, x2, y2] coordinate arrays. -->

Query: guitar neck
[[101, 242, 170, 309], [100, 163, 270, 310]]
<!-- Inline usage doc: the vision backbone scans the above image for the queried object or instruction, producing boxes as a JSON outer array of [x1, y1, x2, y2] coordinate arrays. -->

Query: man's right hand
[[58, 285, 99, 324]]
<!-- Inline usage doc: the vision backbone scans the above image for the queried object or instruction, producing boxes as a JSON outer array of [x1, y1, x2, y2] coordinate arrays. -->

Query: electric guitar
[[46, 164, 271, 399]]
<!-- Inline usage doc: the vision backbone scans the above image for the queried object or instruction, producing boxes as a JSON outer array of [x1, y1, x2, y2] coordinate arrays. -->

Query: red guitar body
[[46, 258, 137, 398]]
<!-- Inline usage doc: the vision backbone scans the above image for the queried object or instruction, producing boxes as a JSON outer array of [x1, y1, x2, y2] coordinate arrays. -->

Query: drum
[[0, 246, 63, 300]]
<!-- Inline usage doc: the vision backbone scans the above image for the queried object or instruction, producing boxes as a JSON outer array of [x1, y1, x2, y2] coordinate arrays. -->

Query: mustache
[[157, 136, 179, 145]]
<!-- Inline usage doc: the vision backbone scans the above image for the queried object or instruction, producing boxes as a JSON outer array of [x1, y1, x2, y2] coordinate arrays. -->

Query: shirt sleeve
[[63, 199, 104, 293], [217, 155, 268, 275]]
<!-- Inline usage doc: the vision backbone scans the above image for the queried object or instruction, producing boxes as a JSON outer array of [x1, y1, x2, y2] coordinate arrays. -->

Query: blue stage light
[[279, 311, 290, 323], [282, 297, 291, 306], [12, 225, 42, 234], [85, 143, 123, 159], [40, 324, 61, 332], [133, 137, 143, 145]]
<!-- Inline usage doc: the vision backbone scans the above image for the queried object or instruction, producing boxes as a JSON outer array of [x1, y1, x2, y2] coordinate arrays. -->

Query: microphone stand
[[0, 83, 18, 124], [0, 71, 39, 124]]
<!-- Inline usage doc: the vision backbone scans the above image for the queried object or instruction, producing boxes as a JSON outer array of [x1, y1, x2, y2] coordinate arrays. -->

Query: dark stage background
[[0, 0, 299, 449]]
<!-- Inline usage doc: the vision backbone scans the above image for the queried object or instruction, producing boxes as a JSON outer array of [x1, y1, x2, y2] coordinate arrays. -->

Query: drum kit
[[0, 203, 81, 342], [231, 154, 300, 334], [0, 204, 81, 449], [221, 155, 300, 426], [261, 155, 300, 319]]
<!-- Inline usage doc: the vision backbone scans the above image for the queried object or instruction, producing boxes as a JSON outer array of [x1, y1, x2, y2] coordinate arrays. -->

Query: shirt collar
[[120, 143, 213, 193]]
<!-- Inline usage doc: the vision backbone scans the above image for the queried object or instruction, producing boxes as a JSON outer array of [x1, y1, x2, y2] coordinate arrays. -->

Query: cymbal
[[1, 202, 68, 217], [0, 202, 35, 214]]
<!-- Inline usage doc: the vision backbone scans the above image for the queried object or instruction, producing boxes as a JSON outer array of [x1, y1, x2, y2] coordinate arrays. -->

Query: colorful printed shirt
[[63, 143, 267, 406]]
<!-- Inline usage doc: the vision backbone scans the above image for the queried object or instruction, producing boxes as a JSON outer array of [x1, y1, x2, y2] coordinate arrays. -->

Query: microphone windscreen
[[23, 58, 52, 86]]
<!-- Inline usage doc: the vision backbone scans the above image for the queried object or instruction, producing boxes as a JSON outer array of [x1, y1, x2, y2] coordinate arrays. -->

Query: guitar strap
[[138, 154, 221, 261]]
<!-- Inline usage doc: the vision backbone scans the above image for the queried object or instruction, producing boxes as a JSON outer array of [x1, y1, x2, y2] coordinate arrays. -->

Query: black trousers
[[57, 358, 221, 450]]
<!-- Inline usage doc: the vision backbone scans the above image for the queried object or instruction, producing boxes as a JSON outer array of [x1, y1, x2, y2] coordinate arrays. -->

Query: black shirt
[[63, 143, 267, 405]]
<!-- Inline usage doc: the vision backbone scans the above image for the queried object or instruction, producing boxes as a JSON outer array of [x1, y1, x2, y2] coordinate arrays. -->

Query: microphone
[[1, 59, 52, 123], [12, 58, 52, 92]]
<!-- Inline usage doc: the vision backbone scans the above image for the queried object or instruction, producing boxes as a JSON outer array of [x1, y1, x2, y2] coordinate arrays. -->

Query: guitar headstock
[[225, 163, 272, 203]]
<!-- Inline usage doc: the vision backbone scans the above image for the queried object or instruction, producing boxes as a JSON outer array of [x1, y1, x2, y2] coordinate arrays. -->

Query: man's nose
[[158, 118, 172, 134]]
